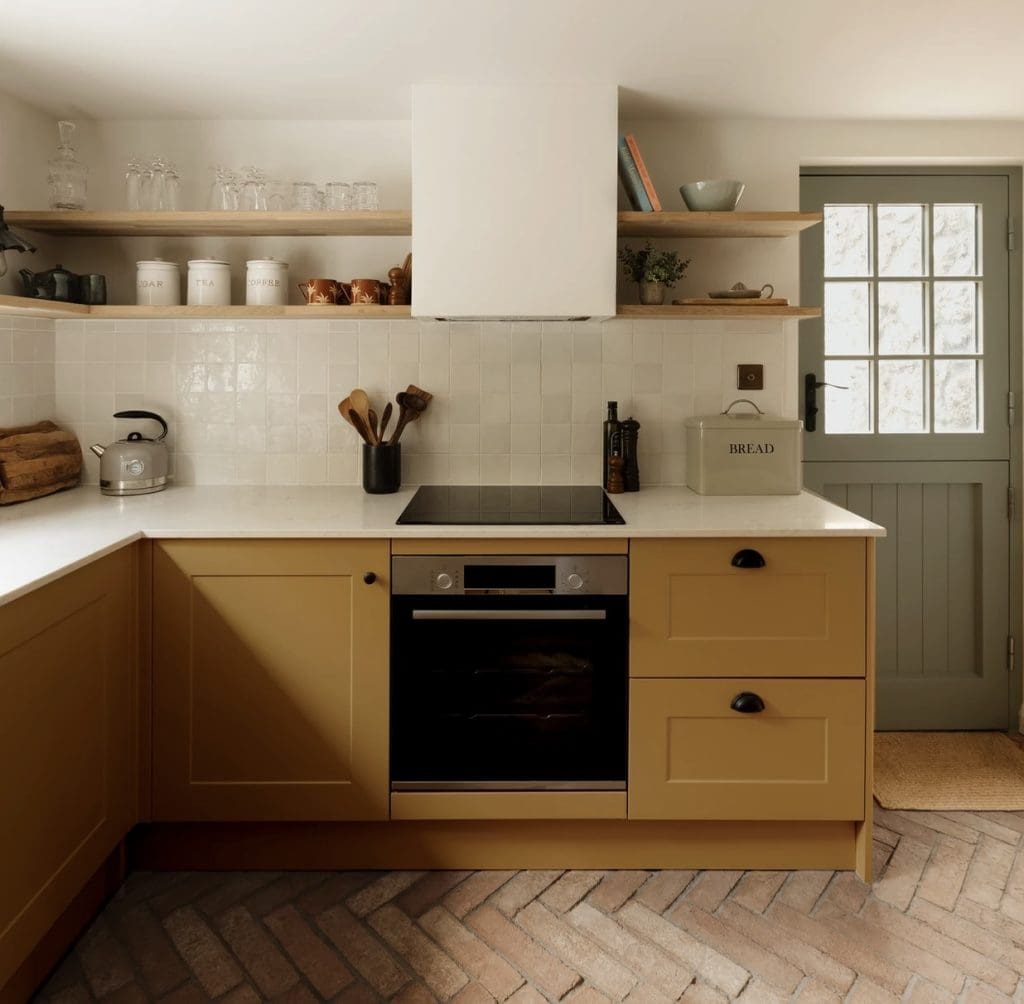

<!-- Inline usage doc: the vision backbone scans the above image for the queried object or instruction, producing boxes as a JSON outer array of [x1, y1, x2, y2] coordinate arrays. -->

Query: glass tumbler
[[326, 182, 351, 210], [351, 181, 378, 211], [292, 182, 318, 211]]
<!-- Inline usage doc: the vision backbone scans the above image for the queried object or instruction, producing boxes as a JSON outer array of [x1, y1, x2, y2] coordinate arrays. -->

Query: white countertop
[[0, 484, 883, 606]]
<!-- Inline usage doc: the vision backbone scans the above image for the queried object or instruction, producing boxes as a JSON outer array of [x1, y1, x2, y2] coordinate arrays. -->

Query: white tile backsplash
[[34, 315, 794, 486]]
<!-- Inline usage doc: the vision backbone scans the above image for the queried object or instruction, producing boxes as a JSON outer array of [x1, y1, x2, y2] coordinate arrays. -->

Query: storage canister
[[245, 257, 288, 306], [136, 258, 180, 306], [685, 399, 803, 495], [186, 259, 231, 306]]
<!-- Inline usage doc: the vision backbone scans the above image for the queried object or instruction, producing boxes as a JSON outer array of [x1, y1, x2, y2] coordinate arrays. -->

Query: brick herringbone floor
[[32, 809, 1024, 1002]]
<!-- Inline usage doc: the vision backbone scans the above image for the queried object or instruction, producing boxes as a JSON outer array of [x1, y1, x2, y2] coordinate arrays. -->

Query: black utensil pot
[[362, 443, 401, 494]]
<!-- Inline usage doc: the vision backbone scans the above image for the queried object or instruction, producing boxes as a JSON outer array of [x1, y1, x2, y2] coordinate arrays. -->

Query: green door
[[800, 171, 1015, 729]]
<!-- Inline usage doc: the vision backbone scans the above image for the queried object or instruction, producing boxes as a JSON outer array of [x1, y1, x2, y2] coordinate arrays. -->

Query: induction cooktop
[[396, 485, 626, 525]]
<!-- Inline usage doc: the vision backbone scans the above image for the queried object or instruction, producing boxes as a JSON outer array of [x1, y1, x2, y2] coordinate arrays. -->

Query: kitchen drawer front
[[630, 538, 866, 678], [628, 678, 866, 821]]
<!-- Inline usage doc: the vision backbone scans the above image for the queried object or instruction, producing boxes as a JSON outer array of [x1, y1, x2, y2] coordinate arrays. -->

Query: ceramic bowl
[[679, 179, 746, 212]]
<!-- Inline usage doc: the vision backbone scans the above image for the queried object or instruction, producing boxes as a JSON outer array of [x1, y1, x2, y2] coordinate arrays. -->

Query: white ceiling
[[3, 0, 1024, 121]]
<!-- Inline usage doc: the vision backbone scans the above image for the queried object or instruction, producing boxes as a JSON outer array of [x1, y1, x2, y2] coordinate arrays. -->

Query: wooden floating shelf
[[5, 210, 412, 238], [0, 296, 410, 319], [617, 303, 822, 319], [617, 211, 822, 238]]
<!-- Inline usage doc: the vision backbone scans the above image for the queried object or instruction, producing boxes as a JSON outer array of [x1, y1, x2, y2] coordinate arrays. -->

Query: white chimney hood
[[411, 84, 617, 320]]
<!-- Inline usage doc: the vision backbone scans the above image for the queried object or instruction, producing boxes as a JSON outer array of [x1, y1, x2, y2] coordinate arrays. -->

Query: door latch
[[804, 373, 848, 433]]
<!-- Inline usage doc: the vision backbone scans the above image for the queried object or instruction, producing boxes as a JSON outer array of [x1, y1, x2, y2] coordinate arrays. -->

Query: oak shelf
[[617, 303, 822, 319], [0, 296, 410, 319], [617, 211, 822, 239], [5, 210, 412, 238]]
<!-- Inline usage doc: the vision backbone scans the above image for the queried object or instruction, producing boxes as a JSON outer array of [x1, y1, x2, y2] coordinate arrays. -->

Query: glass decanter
[[47, 120, 87, 210]]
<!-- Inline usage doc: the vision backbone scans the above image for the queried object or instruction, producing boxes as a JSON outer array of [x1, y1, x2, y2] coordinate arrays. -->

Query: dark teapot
[[19, 263, 79, 302]]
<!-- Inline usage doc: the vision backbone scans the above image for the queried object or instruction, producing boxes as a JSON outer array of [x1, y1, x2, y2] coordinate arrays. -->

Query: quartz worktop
[[0, 484, 883, 606]]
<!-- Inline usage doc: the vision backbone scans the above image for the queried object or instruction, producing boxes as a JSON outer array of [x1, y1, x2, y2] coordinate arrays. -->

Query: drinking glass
[[125, 156, 142, 211], [148, 157, 168, 211], [165, 163, 181, 211], [351, 181, 378, 211], [292, 181, 318, 211], [267, 180, 290, 211], [240, 166, 268, 211], [326, 182, 351, 210]]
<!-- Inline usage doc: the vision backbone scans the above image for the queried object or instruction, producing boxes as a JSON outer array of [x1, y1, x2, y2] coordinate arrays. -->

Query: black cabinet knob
[[730, 692, 766, 714], [363, 572, 377, 585], [731, 548, 766, 569]]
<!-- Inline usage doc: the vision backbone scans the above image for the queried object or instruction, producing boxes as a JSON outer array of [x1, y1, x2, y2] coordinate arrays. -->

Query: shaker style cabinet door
[[152, 539, 389, 821], [630, 538, 866, 678], [628, 678, 866, 821]]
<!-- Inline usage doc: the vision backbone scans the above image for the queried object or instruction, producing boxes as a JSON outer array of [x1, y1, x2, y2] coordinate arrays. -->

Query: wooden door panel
[[630, 538, 866, 678], [153, 539, 389, 821], [628, 678, 865, 821]]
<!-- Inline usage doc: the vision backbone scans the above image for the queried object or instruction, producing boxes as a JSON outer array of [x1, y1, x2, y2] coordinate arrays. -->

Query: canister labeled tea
[[187, 259, 231, 306]]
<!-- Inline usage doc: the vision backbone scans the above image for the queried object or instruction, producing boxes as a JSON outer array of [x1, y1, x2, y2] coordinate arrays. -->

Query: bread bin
[[685, 399, 802, 495], [89, 410, 169, 496]]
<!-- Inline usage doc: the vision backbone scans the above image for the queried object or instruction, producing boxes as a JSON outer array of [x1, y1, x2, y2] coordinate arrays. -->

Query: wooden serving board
[[673, 297, 790, 306]]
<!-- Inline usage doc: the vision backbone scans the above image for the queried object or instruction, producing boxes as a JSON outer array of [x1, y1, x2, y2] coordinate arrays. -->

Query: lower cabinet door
[[628, 678, 866, 821], [153, 540, 389, 821]]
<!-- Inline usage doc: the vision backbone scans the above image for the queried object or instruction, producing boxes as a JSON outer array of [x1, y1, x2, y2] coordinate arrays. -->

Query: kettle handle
[[114, 409, 168, 441]]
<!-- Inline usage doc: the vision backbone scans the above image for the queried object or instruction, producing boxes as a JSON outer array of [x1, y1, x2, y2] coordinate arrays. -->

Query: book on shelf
[[617, 136, 652, 212], [624, 134, 662, 211]]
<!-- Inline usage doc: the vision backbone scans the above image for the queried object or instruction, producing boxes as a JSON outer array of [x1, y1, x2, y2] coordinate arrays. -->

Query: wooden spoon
[[337, 396, 355, 426], [368, 409, 380, 443], [379, 402, 393, 441], [349, 410, 374, 445], [389, 390, 430, 445], [349, 388, 376, 444]]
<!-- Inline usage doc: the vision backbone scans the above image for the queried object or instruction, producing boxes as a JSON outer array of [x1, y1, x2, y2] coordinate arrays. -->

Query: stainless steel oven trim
[[411, 609, 607, 621], [391, 780, 627, 792]]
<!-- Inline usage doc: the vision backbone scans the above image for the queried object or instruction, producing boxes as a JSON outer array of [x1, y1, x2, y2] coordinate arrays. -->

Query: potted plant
[[618, 242, 692, 305]]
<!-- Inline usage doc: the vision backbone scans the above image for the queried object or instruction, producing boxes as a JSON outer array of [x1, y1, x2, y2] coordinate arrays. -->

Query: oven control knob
[[435, 572, 454, 590], [566, 573, 584, 591]]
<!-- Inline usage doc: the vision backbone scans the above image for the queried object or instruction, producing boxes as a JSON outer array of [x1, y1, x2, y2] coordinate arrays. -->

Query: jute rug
[[874, 731, 1024, 810]]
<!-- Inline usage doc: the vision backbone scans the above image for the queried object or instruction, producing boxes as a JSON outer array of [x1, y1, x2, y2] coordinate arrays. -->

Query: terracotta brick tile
[[217, 905, 299, 997], [668, 904, 803, 995], [680, 982, 731, 1004], [872, 836, 932, 911], [539, 871, 605, 913], [976, 811, 1024, 838], [898, 811, 984, 845], [734, 979, 789, 1002], [873, 809, 974, 851], [910, 896, 1024, 973], [101, 984, 149, 1004], [466, 905, 581, 1000], [347, 871, 427, 917], [487, 870, 563, 915], [505, 987, 548, 1004], [730, 872, 787, 914], [1005, 846, 1024, 901], [317, 904, 410, 998], [616, 901, 749, 998], [163, 906, 244, 998], [114, 872, 193, 909], [903, 977, 956, 1003], [368, 904, 468, 999], [418, 905, 524, 1000], [515, 901, 636, 998], [794, 977, 843, 1002], [622, 986, 674, 1004], [563, 986, 612, 1003], [681, 871, 744, 912], [392, 983, 438, 1003], [219, 985, 262, 1004], [568, 901, 694, 999], [953, 895, 1024, 951], [152, 981, 208, 1004], [264, 904, 354, 998], [938, 811, 1022, 846], [715, 901, 855, 995], [873, 825, 901, 848], [862, 899, 1017, 994], [844, 976, 902, 1003], [450, 983, 497, 1004], [294, 871, 379, 917], [962, 836, 1016, 908], [150, 874, 225, 918], [334, 983, 385, 1004], [872, 841, 895, 881], [443, 872, 516, 919], [816, 872, 870, 918], [585, 871, 650, 913], [36, 950, 87, 997], [110, 903, 189, 997], [197, 873, 280, 917], [243, 872, 333, 918], [823, 914, 963, 994], [765, 903, 911, 996], [960, 979, 1017, 1003], [269, 985, 319, 1004], [916, 841, 973, 911], [398, 871, 474, 917], [35, 988, 94, 1004], [76, 919, 135, 998], [633, 870, 697, 913], [775, 872, 833, 914]]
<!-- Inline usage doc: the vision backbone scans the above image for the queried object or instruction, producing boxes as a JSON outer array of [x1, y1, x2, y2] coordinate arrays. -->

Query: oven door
[[390, 594, 628, 789]]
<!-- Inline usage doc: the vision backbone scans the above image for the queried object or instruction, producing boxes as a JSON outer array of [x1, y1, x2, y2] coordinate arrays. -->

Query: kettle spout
[[89, 444, 105, 458]]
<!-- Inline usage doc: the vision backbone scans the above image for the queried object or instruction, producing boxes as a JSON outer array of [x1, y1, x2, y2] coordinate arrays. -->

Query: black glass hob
[[396, 485, 625, 525]]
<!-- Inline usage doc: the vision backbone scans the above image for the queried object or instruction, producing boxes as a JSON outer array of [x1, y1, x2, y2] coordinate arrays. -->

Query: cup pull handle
[[731, 548, 766, 569], [730, 692, 766, 714]]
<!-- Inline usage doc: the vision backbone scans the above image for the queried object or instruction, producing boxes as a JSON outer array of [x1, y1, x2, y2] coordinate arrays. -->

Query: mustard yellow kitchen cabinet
[[152, 539, 389, 821], [630, 537, 866, 678], [628, 677, 866, 821], [0, 548, 137, 990]]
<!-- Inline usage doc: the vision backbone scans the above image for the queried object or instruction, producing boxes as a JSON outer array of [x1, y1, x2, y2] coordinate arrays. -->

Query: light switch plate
[[737, 364, 764, 390]]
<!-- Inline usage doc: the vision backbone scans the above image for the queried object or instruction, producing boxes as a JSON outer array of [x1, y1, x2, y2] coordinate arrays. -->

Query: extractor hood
[[411, 84, 617, 320]]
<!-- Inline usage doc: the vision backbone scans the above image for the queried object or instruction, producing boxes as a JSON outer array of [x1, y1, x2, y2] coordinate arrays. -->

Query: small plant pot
[[638, 281, 666, 306], [362, 443, 401, 494]]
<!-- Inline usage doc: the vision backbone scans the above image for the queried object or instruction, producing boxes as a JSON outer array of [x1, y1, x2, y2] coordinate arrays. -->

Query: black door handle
[[730, 692, 766, 714], [363, 572, 377, 584], [804, 373, 848, 433], [731, 548, 766, 569]]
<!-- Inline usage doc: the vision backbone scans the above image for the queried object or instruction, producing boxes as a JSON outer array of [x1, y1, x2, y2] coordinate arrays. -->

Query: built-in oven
[[390, 554, 628, 791]]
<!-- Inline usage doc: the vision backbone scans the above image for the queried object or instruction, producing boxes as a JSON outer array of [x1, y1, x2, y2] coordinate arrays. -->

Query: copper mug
[[349, 278, 389, 305], [298, 279, 350, 305]]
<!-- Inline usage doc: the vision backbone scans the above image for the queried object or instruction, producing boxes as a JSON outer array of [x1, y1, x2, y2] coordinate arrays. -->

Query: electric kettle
[[89, 410, 169, 496]]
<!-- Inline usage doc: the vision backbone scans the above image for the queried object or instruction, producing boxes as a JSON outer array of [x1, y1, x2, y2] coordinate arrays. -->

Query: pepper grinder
[[621, 417, 640, 492], [606, 431, 625, 494], [602, 400, 621, 492]]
